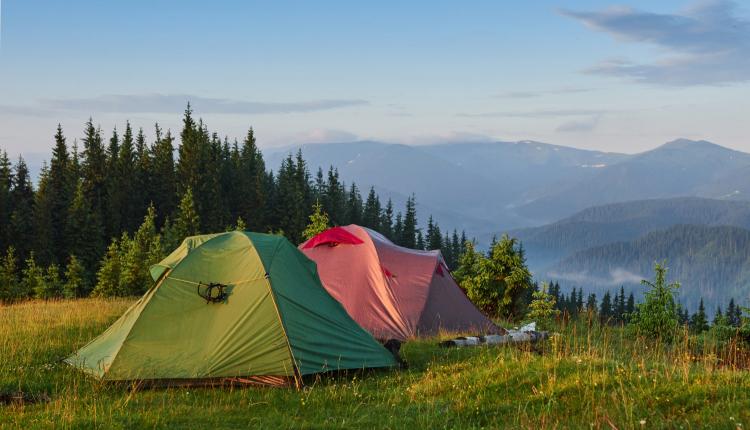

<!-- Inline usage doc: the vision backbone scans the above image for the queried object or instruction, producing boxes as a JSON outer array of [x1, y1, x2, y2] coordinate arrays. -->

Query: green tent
[[65, 231, 396, 386]]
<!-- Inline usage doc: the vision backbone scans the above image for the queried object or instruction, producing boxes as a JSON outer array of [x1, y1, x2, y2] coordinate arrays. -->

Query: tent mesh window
[[197, 282, 229, 304]]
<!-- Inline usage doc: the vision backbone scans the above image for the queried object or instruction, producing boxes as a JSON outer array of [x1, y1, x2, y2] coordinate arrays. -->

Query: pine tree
[[416, 230, 425, 250], [150, 127, 177, 226], [303, 201, 330, 240], [91, 239, 123, 297], [80, 119, 108, 250], [114, 121, 139, 233], [323, 167, 346, 225], [586, 293, 597, 313], [690, 298, 709, 333], [616, 286, 626, 323], [713, 306, 724, 326], [33, 163, 55, 265], [46, 124, 73, 263], [380, 198, 394, 239], [362, 187, 381, 231], [345, 183, 363, 225], [236, 127, 267, 231], [393, 212, 404, 245], [426, 216, 443, 251], [63, 255, 86, 299], [0, 151, 12, 251], [576, 288, 584, 313], [728, 298, 742, 327], [20, 253, 43, 299], [600, 291, 612, 321], [526, 282, 561, 330], [626, 292, 635, 318], [234, 216, 247, 231], [119, 205, 163, 296], [66, 181, 105, 289], [37, 264, 63, 299], [9, 157, 35, 262], [401, 195, 418, 248], [0, 247, 19, 302], [173, 188, 201, 243], [273, 154, 308, 243]]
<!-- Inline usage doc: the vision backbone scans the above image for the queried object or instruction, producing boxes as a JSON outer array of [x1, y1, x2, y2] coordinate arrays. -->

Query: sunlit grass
[[1, 300, 749, 429]]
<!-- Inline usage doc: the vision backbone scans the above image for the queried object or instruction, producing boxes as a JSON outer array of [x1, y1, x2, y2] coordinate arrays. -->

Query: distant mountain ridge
[[542, 224, 750, 312], [512, 197, 750, 269], [265, 138, 750, 240]]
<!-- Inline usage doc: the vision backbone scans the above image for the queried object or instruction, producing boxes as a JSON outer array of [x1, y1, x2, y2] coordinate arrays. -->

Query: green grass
[[1, 300, 750, 429]]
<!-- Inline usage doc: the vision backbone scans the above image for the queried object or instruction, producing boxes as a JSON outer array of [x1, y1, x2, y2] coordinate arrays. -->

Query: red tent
[[300, 225, 502, 341]]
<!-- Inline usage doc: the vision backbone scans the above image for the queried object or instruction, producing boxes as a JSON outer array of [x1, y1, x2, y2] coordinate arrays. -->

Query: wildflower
[[640, 419, 646, 426]]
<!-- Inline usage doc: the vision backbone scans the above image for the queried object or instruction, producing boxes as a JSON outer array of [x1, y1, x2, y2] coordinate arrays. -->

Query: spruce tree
[[150, 127, 177, 226], [362, 187, 381, 231], [37, 264, 63, 299], [119, 205, 163, 296], [616, 286, 626, 322], [47, 125, 73, 263], [600, 291, 612, 321], [0, 151, 11, 251], [380, 198, 394, 239], [303, 201, 330, 240], [114, 121, 139, 233], [20, 253, 42, 299], [236, 127, 267, 231], [63, 255, 86, 299], [173, 188, 201, 243], [0, 247, 18, 302], [345, 183, 363, 225], [416, 230, 425, 250], [626, 292, 635, 318], [401, 195, 418, 248], [393, 212, 404, 245], [426, 216, 443, 251], [690, 298, 709, 333], [80, 119, 108, 250], [9, 157, 35, 262], [67, 181, 105, 289], [92, 239, 123, 297], [33, 163, 55, 265], [586, 293, 597, 313]]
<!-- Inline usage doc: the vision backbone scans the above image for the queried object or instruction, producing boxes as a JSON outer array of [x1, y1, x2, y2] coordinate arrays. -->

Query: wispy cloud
[[37, 94, 369, 114], [494, 87, 594, 99], [548, 268, 644, 286], [458, 108, 609, 119], [556, 115, 602, 132], [561, 0, 750, 86]]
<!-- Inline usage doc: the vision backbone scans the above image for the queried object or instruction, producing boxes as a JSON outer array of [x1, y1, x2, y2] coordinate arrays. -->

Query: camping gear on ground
[[439, 323, 549, 348], [299, 225, 503, 341], [65, 231, 397, 386]]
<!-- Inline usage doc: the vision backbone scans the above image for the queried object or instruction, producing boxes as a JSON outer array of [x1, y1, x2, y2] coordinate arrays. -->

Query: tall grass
[[1, 300, 749, 429]]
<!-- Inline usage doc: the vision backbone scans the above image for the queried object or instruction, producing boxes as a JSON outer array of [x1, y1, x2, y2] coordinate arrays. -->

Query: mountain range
[[266, 139, 750, 237], [266, 139, 750, 310]]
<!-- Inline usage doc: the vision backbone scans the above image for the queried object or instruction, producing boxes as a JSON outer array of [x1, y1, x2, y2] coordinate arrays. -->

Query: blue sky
[[0, 0, 748, 158]]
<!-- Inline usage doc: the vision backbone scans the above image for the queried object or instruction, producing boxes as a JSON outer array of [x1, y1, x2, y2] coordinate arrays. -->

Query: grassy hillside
[[2, 300, 750, 429]]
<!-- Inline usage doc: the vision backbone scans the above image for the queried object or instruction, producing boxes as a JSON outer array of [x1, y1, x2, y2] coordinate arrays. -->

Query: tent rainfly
[[299, 225, 503, 341], [65, 231, 397, 386]]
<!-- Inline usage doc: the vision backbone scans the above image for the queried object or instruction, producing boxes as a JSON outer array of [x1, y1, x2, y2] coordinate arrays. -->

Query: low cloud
[[494, 87, 594, 99], [547, 267, 645, 286], [37, 94, 369, 114], [561, 1, 750, 86], [458, 108, 609, 119], [556, 115, 601, 132]]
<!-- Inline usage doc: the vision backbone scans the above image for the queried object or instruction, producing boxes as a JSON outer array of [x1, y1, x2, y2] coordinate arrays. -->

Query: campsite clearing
[[2, 299, 750, 429]]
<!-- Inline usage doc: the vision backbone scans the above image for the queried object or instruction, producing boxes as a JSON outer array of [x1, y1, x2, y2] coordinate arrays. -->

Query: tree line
[[542, 280, 746, 334], [0, 105, 467, 302]]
